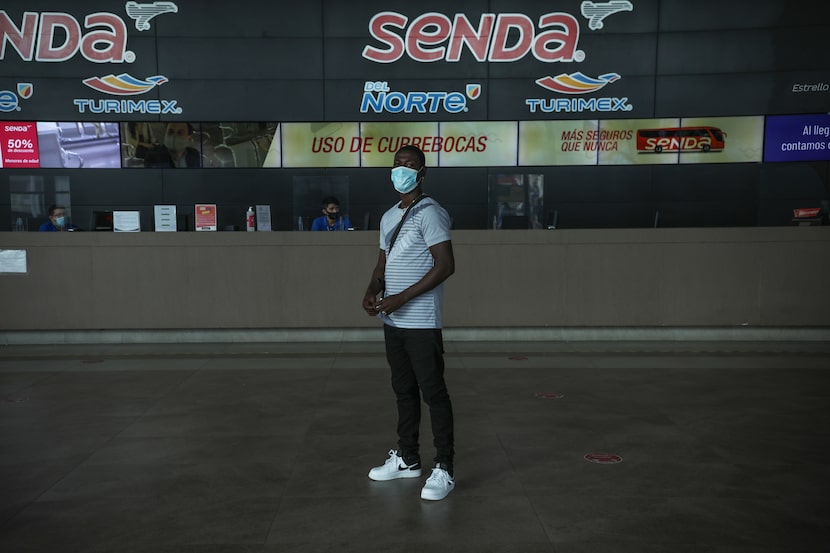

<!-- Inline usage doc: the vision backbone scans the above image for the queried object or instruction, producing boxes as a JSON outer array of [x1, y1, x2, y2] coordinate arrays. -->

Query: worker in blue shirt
[[311, 196, 352, 231], [39, 205, 80, 232]]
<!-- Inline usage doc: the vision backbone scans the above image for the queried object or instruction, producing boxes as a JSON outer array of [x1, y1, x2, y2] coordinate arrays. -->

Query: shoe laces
[[384, 449, 401, 467], [426, 467, 451, 486]]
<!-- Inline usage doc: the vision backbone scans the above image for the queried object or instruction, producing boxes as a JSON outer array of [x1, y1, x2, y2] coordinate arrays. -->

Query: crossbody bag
[[377, 194, 428, 297]]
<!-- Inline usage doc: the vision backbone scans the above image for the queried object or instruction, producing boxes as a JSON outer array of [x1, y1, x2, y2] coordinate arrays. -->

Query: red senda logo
[[636, 127, 727, 153], [362, 11, 583, 64], [0, 11, 132, 63]]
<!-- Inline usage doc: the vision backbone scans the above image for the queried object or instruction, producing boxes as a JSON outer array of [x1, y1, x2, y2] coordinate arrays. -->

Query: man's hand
[[374, 293, 406, 316], [362, 291, 380, 316], [363, 249, 387, 316]]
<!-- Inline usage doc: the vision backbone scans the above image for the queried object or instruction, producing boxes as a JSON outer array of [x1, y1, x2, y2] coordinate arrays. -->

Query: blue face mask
[[55, 216, 66, 228], [391, 166, 420, 193]]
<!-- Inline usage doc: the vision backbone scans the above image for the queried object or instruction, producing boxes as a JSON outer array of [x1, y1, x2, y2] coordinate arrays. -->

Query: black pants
[[384, 325, 454, 467]]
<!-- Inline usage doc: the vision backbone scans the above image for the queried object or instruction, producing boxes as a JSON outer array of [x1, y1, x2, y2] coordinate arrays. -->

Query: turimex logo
[[82, 74, 169, 95], [360, 81, 481, 114], [535, 72, 620, 94]]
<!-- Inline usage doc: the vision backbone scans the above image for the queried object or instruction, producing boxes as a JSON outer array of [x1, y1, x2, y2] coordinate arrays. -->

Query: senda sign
[[0, 11, 132, 63], [362, 11, 584, 63], [0, 3, 177, 63]]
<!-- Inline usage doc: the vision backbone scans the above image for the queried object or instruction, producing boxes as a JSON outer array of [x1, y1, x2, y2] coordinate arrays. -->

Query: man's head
[[48, 204, 67, 228], [321, 196, 341, 220], [392, 145, 426, 194], [163, 122, 195, 155]]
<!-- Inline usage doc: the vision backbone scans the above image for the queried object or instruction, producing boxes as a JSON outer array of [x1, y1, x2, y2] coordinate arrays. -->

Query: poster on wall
[[0, 122, 39, 168], [764, 114, 830, 162]]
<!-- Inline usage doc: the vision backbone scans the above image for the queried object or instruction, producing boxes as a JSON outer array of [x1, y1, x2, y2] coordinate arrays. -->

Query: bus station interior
[[2, 0, 830, 550]]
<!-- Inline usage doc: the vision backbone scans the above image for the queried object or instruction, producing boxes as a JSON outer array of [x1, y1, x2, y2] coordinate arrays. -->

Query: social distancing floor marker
[[584, 453, 623, 464], [535, 392, 564, 399]]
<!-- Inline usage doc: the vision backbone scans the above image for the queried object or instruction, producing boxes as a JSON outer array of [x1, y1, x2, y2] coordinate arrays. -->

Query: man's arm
[[375, 240, 454, 315], [362, 249, 387, 316]]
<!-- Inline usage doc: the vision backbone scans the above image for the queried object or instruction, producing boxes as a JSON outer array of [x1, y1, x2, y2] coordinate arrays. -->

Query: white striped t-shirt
[[378, 196, 451, 329]]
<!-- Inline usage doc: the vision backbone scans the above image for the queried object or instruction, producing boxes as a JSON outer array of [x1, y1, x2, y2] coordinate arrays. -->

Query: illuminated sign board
[[360, 4, 635, 115], [0, 4, 182, 115], [764, 114, 830, 162], [0, 121, 39, 167]]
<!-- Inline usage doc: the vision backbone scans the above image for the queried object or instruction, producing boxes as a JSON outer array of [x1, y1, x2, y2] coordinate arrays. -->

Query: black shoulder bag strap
[[378, 194, 429, 297], [388, 194, 428, 251]]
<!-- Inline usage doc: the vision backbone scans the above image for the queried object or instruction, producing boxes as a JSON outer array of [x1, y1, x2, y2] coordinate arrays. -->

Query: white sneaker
[[368, 449, 422, 481], [420, 465, 455, 500]]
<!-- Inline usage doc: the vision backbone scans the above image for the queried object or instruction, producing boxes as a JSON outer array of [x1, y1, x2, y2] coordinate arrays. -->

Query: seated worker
[[143, 122, 202, 168], [39, 204, 80, 232], [311, 196, 353, 231]]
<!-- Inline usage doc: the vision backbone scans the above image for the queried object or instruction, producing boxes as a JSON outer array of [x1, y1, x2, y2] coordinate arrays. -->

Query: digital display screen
[[37, 122, 121, 168], [121, 122, 278, 168], [0, 116, 800, 169], [0, 121, 39, 168], [764, 114, 830, 162]]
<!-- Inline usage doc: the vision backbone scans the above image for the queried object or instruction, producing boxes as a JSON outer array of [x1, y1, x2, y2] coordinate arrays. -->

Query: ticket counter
[[1, 228, 828, 339]]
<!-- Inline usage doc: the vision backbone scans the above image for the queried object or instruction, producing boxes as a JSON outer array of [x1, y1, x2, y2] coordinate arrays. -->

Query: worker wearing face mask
[[39, 204, 80, 232], [143, 122, 202, 168], [311, 196, 353, 231]]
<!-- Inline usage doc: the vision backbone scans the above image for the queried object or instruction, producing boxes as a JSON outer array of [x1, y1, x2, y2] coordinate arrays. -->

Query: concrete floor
[[1, 340, 829, 552]]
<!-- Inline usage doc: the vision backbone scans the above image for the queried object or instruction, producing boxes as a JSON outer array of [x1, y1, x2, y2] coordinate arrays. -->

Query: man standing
[[362, 145, 456, 501]]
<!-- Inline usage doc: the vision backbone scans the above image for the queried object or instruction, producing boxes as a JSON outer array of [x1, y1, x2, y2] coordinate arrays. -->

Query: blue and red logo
[[0, 82, 33, 112], [360, 81, 481, 114]]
